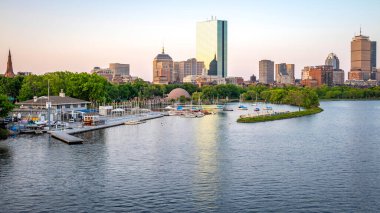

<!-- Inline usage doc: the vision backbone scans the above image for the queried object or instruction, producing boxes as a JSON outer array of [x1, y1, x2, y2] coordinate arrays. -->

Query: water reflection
[[194, 115, 219, 209]]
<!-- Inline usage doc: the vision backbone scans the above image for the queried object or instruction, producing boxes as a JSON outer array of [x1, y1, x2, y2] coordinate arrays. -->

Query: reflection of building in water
[[193, 116, 219, 205]]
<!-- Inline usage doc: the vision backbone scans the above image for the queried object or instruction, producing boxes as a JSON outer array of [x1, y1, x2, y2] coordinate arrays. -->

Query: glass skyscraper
[[196, 18, 227, 77]]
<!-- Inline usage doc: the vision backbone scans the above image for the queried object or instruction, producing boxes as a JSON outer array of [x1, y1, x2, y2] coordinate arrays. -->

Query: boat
[[263, 106, 273, 110], [251, 93, 259, 106], [195, 112, 205, 118], [238, 105, 248, 110], [238, 94, 248, 110], [223, 106, 233, 111], [254, 107, 260, 112], [183, 112, 197, 118], [124, 120, 146, 125]]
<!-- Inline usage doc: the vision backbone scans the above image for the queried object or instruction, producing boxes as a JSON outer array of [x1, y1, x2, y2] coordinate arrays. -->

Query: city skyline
[[1, 0, 380, 81]]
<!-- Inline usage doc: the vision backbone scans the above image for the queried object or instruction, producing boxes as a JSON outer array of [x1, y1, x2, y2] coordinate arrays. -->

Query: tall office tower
[[259, 60, 274, 84], [174, 58, 204, 82], [153, 47, 174, 84], [196, 17, 227, 77], [370, 41, 377, 80], [325, 53, 345, 85], [348, 32, 372, 80], [4, 49, 15, 78], [275, 63, 295, 84], [371, 41, 377, 70], [109, 63, 130, 76], [325, 53, 340, 70]]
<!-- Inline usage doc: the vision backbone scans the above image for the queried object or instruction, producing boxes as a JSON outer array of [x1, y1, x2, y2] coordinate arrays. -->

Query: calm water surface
[[1, 101, 380, 212]]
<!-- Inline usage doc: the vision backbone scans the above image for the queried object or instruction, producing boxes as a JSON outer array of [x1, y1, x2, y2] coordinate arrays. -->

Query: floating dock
[[48, 113, 164, 145], [50, 132, 84, 145]]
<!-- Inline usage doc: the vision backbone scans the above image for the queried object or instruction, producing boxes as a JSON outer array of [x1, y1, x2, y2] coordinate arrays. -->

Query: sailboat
[[223, 96, 233, 111], [252, 93, 258, 106], [238, 94, 248, 110]]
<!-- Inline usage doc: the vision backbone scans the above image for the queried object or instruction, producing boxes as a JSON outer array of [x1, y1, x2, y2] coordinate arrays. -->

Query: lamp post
[[47, 80, 51, 131]]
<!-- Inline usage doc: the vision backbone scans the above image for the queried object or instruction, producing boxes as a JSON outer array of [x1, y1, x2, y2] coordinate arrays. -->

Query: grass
[[237, 107, 323, 123]]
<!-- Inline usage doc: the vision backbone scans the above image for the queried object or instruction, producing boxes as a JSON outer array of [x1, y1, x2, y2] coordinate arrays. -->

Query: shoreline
[[237, 107, 323, 123]]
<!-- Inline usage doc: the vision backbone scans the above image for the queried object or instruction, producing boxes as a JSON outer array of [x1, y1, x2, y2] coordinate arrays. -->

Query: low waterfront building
[[15, 90, 91, 121]]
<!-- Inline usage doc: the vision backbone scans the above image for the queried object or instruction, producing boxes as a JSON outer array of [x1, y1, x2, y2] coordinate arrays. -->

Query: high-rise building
[[325, 53, 340, 70], [109, 63, 130, 76], [174, 58, 204, 82], [371, 41, 377, 70], [4, 50, 15, 78], [196, 17, 227, 77], [153, 47, 174, 84], [301, 65, 333, 87], [259, 60, 274, 84], [348, 32, 372, 81], [250, 74, 257, 82], [325, 53, 345, 85], [275, 63, 295, 84]]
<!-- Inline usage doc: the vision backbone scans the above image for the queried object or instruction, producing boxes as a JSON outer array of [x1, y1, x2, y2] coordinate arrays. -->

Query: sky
[[1, 0, 380, 81]]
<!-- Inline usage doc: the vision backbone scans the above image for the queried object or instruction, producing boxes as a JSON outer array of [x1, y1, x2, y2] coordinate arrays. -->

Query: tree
[[0, 94, 14, 117]]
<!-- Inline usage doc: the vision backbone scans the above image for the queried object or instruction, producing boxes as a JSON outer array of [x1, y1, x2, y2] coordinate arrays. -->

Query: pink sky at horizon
[[1, 0, 379, 81]]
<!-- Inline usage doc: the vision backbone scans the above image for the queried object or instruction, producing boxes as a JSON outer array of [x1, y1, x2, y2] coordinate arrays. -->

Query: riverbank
[[237, 107, 323, 123]]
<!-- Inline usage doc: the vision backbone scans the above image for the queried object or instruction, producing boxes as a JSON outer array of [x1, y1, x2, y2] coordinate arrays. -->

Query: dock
[[48, 112, 164, 145], [50, 132, 84, 144]]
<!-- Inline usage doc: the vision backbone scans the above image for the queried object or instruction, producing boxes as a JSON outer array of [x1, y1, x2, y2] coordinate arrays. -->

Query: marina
[[48, 112, 164, 144]]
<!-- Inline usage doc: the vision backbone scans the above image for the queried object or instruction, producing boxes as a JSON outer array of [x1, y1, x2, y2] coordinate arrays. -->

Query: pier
[[50, 132, 84, 144], [48, 112, 164, 144]]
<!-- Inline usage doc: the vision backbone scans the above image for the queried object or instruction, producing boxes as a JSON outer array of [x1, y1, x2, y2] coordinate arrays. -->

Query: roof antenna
[[360, 25, 362, 36]]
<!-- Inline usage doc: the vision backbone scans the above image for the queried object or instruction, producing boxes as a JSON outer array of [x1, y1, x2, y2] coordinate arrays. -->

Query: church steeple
[[4, 49, 15, 78]]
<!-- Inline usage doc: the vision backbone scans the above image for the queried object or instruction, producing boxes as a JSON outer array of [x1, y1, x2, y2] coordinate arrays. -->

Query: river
[[1, 101, 380, 212]]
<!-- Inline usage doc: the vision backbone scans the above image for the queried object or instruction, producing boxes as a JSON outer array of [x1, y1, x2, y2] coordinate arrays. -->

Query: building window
[[57, 105, 61, 109], [81, 103, 86, 107], [73, 104, 78, 108], [65, 104, 71, 108]]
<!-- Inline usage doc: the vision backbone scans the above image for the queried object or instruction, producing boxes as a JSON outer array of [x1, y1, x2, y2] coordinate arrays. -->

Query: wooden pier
[[50, 132, 84, 145]]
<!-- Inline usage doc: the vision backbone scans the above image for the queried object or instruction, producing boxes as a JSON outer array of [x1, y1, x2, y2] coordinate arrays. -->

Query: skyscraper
[[325, 53, 345, 85], [196, 17, 227, 77], [259, 60, 274, 84], [325, 53, 340, 70], [275, 63, 295, 84], [371, 41, 377, 70], [174, 58, 204, 82], [4, 50, 15, 78], [348, 32, 372, 81], [153, 47, 174, 84]]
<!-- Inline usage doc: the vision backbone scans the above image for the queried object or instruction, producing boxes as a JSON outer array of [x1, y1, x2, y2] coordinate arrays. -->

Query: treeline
[[1, 71, 380, 109], [315, 85, 380, 99], [0, 72, 199, 103], [240, 85, 319, 109]]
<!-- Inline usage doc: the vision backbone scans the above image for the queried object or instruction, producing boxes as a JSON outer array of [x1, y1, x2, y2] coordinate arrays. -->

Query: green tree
[[0, 94, 14, 117]]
